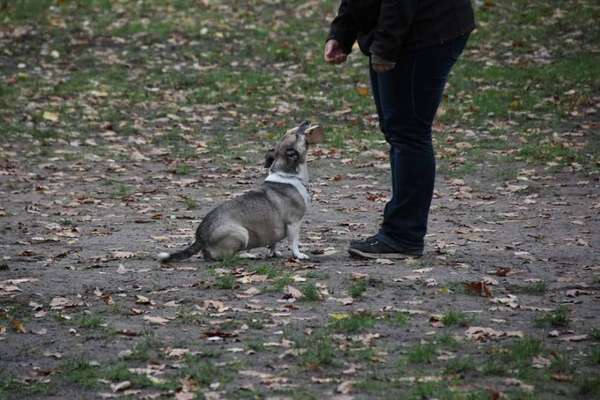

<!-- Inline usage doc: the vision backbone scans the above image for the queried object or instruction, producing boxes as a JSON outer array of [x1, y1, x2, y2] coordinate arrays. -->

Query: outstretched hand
[[324, 39, 348, 64]]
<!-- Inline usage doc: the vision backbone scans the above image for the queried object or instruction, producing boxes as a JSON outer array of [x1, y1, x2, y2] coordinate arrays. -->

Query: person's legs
[[351, 35, 469, 257]]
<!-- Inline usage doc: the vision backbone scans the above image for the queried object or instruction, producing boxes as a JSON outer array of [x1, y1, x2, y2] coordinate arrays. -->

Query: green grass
[[578, 376, 600, 398], [250, 264, 280, 279], [535, 306, 570, 328], [443, 357, 476, 376], [0, 373, 55, 397], [122, 335, 164, 362], [406, 342, 437, 364], [297, 329, 336, 368], [215, 274, 236, 290], [299, 282, 321, 302], [509, 281, 547, 295], [441, 310, 472, 327], [182, 196, 197, 210], [383, 311, 410, 327], [328, 312, 376, 334], [181, 354, 236, 387], [349, 279, 367, 298], [590, 346, 600, 365], [263, 273, 294, 293], [60, 358, 101, 389]]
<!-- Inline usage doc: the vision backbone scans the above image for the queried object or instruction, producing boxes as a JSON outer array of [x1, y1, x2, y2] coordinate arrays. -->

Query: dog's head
[[264, 121, 311, 174]]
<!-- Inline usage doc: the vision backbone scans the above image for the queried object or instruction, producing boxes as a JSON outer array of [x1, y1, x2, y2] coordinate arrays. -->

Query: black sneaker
[[348, 236, 423, 259]]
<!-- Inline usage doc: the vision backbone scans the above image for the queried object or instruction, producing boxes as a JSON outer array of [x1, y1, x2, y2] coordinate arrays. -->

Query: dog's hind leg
[[205, 227, 249, 261], [286, 222, 309, 260]]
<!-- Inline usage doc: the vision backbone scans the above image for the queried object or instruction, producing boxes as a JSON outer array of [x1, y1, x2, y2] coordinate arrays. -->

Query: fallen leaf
[[337, 380, 354, 394], [464, 281, 493, 297], [111, 381, 131, 392], [42, 111, 59, 122], [559, 334, 587, 342], [142, 315, 170, 325], [284, 285, 303, 299], [10, 319, 26, 333]]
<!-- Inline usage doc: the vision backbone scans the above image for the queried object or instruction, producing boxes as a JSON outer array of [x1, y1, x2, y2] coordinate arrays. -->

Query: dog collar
[[265, 172, 311, 208]]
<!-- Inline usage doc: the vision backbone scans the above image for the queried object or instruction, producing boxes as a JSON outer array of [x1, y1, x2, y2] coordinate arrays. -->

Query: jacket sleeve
[[369, 0, 417, 60], [326, 0, 358, 54]]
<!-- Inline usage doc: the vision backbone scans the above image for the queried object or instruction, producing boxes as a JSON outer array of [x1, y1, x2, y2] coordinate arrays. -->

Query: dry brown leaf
[[337, 380, 355, 394], [10, 318, 26, 333], [285, 285, 303, 299], [464, 281, 493, 297]]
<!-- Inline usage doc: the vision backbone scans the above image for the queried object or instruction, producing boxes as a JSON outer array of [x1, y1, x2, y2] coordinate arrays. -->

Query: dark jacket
[[327, 0, 475, 61]]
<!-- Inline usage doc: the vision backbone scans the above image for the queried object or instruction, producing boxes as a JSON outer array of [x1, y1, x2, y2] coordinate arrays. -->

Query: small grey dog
[[158, 121, 319, 262]]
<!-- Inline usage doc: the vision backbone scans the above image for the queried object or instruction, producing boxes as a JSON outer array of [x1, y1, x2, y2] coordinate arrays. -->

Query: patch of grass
[[0, 373, 55, 397], [383, 311, 410, 326], [441, 310, 472, 327], [444, 357, 476, 376], [406, 342, 438, 364], [251, 264, 279, 279], [74, 314, 104, 329], [353, 376, 399, 395], [103, 363, 176, 390], [508, 337, 544, 362], [181, 354, 236, 387], [590, 328, 600, 342], [347, 346, 378, 363], [578, 376, 600, 398], [305, 271, 330, 280], [535, 306, 570, 328], [349, 279, 367, 298], [123, 335, 163, 362], [175, 164, 191, 175], [437, 333, 461, 350], [298, 329, 336, 368], [175, 307, 204, 325], [509, 281, 547, 295], [407, 382, 489, 400], [60, 358, 101, 389], [111, 183, 131, 198], [590, 346, 600, 365], [263, 273, 294, 293], [519, 141, 585, 165], [549, 353, 573, 374], [211, 254, 242, 270], [245, 339, 265, 353], [215, 274, 236, 290], [299, 282, 321, 302], [268, 389, 318, 400], [328, 312, 376, 334], [182, 196, 197, 210], [2, 0, 53, 21]]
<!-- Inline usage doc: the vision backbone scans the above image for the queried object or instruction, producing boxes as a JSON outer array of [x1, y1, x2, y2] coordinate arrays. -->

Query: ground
[[0, 1, 599, 399]]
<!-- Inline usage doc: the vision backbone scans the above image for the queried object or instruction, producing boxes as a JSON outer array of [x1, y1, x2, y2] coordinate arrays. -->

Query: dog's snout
[[297, 121, 311, 134]]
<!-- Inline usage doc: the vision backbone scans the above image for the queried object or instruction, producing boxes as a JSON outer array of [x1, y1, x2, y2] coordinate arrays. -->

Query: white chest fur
[[264, 172, 311, 208]]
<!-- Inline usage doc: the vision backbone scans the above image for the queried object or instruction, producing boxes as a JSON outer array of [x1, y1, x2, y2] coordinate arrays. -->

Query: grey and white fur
[[157, 121, 313, 262]]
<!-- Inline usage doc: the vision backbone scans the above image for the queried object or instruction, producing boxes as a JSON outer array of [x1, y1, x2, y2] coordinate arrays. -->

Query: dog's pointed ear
[[264, 148, 276, 168]]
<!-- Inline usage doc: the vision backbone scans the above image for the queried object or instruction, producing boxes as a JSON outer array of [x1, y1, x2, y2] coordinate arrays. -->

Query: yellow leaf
[[42, 111, 59, 122], [330, 312, 350, 320], [10, 318, 26, 333], [356, 86, 369, 96]]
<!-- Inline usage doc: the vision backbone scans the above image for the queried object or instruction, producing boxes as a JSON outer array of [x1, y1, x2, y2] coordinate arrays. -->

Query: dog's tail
[[157, 239, 203, 263]]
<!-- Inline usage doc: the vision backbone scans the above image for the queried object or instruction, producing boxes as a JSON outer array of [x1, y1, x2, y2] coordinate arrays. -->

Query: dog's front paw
[[293, 252, 310, 260]]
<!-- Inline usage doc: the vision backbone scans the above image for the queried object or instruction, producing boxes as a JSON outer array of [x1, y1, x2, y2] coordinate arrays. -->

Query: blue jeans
[[370, 34, 469, 251]]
